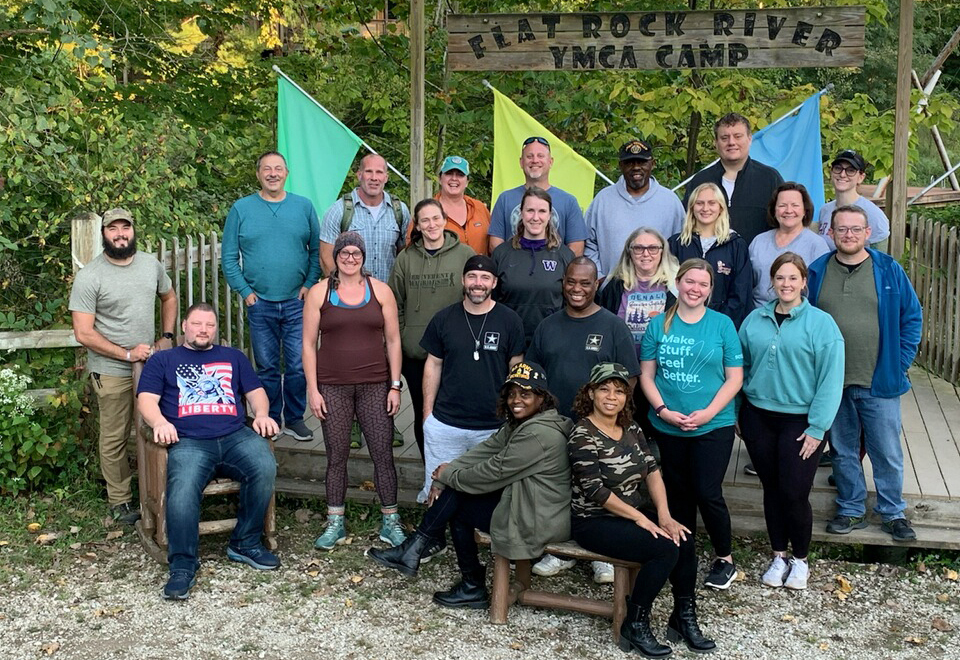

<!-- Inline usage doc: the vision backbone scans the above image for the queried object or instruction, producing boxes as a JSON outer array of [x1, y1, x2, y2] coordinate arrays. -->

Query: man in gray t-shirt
[[69, 208, 177, 524]]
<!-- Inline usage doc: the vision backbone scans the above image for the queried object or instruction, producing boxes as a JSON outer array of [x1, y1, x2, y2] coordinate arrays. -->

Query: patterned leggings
[[319, 382, 398, 508]]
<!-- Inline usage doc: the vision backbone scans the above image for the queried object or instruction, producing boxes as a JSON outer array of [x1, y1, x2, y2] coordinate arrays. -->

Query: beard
[[186, 336, 213, 350], [102, 233, 137, 260], [462, 285, 492, 305]]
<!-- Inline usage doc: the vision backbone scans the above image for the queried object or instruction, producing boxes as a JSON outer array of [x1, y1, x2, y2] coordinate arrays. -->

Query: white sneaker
[[532, 554, 576, 577], [592, 561, 615, 584], [761, 555, 790, 587], [784, 558, 809, 590]]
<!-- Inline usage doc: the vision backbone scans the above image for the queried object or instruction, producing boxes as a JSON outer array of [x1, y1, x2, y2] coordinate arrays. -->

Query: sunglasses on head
[[522, 136, 550, 148]]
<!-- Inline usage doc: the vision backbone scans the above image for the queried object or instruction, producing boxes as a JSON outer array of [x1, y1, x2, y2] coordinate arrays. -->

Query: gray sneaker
[[285, 420, 313, 442], [825, 514, 868, 534], [111, 502, 141, 525], [881, 518, 916, 541]]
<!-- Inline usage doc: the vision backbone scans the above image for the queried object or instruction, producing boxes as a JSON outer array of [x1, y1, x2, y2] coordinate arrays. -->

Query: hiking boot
[[704, 558, 736, 590], [285, 420, 313, 442], [392, 424, 404, 448], [111, 502, 141, 525], [818, 450, 833, 468], [419, 535, 447, 564], [227, 544, 280, 570], [162, 570, 196, 600], [531, 554, 575, 577], [825, 514, 868, 534], [350, 421, 363, 449], [761, 555, 790, 588], [314, 514, 346, 550], [592, 561, 615, 584], [666, 595, 715, 653], [620, 596, 672, 657], [367, 531, 431, 577], [881, 518, 916, 541], [783, 557, 809, 590], [433, 569, 489, 609], [379, 512, 406, 547], [743, 463, 758, 476]]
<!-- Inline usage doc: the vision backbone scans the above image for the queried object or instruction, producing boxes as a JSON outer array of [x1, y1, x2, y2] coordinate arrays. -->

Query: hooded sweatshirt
[[388, 230, 475, 359]]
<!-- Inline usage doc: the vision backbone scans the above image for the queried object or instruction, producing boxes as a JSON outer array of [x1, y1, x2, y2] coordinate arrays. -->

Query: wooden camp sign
[[447, 7, 865, 71]]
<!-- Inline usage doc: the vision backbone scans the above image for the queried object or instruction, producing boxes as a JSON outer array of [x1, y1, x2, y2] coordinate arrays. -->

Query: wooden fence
[[908, 214, 960, 385]]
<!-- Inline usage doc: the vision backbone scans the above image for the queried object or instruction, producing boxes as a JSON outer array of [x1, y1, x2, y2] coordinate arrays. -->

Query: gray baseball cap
[[101, 208, 134, 227]]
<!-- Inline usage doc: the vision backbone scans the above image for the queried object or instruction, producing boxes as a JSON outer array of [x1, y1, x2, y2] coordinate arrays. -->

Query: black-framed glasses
[[831, 164, 861, 176], [523, 136, 550, 148], [630, 245, 663, 254], [834, 226, 866, 236]]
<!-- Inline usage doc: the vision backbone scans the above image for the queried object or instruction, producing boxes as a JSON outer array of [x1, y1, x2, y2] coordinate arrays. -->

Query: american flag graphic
[[176, 362, 237, 417]]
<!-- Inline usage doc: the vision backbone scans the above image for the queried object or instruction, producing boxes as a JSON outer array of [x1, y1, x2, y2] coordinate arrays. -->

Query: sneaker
[[531, 554, 576, 577], [818, 450, 833, 468], [392, 425, 405, 448], [315, 514, 346, 550], [825, 514, 868, 534], [419, 535, 447, 564], [226, 544, 280, 570], [111, 502, 141, 525], [162, 570, 196, 600], [285, 420, 313, 442], [591, 561, 615, 584], [379, 512, 406, 547], [704, 558, 737, 590], [881, 518, 917, 541], [828, 474, 837, 487], [350, 421, 363, 449], [743, 463, 758, 476], [761, 555, 790, 588], [784, 558, 809, 590]]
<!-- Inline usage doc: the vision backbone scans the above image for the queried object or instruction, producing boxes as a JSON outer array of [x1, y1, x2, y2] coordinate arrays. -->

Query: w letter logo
[[542, 260, 558, 272]]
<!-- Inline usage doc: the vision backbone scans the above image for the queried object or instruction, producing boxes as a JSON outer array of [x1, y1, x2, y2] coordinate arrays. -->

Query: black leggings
[[401, 356, 426, 462], [573, 513, 694, 605], [738, 402, 825, 558], [657, 426, 734, 558], [418, 487, 502, 576], [319, 382, 398, 508]]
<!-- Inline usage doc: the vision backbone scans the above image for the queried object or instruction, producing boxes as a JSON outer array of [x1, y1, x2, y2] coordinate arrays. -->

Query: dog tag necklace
[[463, 307, 489, 361]]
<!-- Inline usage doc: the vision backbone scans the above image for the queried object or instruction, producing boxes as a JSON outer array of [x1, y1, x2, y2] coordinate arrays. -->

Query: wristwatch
[[161, 332, 175, 340], [390, 380, 403, 391]]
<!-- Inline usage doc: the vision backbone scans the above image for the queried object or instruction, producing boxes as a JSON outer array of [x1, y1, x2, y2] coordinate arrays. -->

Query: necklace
[[463, 306, 490, 361]]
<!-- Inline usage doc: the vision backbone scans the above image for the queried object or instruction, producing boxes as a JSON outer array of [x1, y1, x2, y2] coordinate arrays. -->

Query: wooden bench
[[475, 531, 641, 642]]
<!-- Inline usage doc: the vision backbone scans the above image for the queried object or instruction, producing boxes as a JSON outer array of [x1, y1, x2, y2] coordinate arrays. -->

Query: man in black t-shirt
[[137, 303, 280, 601], [419, 255, 526, 509]]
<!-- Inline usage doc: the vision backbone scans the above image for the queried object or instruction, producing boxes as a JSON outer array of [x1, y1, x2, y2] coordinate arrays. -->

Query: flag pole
[[273, 65, 411, 184], [671, 84, 834, 193], [483, 80, 615, 186]]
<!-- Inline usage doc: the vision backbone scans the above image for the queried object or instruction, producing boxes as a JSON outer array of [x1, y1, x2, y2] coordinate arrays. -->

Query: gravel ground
[[2, 516, 958, 660]]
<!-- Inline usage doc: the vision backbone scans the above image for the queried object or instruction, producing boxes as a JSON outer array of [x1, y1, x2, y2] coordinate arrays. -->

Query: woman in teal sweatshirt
[[737, 252, 845, 591]]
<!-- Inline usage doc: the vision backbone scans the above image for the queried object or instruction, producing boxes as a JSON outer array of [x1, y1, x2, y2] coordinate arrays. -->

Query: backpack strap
[[340, 195, 354, 234]]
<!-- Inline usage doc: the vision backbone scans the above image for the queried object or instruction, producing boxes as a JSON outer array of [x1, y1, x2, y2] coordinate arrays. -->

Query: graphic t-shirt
[[618, 281, 668, 356], [137, 345, 262, 439], [639, 308, 743, 437], [420, 302, 526, 429]]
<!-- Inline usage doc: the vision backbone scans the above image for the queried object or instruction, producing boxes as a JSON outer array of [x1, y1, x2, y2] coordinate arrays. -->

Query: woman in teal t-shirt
[[639, 258, 743, 594]]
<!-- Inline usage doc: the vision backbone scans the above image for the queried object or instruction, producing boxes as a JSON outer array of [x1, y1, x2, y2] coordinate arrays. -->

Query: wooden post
[[409, 0, 426, 209], [70, 212, 102, 271], [889, 0, 914, 259]]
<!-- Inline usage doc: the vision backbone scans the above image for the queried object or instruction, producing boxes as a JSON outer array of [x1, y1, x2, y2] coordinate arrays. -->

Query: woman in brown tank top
[[302, 232, 405, 551]]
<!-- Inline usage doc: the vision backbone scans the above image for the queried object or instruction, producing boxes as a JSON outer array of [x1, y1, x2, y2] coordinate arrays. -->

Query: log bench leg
[[611, 566, 631, 642], [490, 553, 512, 624]]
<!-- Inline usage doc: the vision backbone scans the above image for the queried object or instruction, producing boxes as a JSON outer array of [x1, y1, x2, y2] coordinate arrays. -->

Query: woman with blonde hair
[[669, 183, 752, 328], [640, 258, 744, 596]]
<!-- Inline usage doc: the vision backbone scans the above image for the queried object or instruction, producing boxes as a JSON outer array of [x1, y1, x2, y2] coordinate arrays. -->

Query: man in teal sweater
[[222, 151, 321, 441]]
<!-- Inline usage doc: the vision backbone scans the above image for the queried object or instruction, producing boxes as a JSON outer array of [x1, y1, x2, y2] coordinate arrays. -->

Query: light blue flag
[[750, 92, 826, 216]]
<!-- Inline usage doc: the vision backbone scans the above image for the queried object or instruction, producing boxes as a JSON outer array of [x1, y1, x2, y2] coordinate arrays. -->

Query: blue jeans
[[166, 428, 277, 572], [246, 296, 306, 426], [831, 386, 906, 521]]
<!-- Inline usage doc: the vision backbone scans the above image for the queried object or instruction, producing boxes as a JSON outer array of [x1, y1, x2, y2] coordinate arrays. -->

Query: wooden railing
[[908, 214, 960, 385]]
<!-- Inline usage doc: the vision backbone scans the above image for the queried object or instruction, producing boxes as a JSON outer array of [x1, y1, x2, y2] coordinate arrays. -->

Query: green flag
[[277, 76, 363, 216]]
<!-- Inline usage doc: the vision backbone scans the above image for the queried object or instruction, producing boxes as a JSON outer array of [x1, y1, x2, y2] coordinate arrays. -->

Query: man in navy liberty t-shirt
[[137, 302, 280, 601]]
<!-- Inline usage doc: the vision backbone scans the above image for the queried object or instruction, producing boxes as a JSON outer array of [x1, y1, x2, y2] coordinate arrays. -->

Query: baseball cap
[[102, 208, 134, 227], [463, 254, 497, 276], [619, 139, 653, 162], [831, 150, 867, 172], [503, 361, 549, 391], [589, 362, 631, 386], [440, 156, 470, 176]]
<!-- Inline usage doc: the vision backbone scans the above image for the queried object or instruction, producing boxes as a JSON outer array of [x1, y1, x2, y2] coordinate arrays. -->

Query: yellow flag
[[490, 84, 597, 212]]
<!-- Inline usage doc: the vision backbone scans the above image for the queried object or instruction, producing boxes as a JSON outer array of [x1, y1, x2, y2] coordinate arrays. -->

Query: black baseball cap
[[832, 150, 867, 172], [503, 361, 549, 391], [619, 139, 653, 162]]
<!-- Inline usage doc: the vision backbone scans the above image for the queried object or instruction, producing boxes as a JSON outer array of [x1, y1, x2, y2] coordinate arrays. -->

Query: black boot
[[619, 597, 672, 658], [433, 568, 489, 609], [367, 531, 431, 577], [666, 596, 716, 653]]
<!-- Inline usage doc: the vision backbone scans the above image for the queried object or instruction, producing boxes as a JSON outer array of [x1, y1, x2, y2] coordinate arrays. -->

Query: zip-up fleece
[[668, 231, 752, 327], [388, 230, 475, 359]]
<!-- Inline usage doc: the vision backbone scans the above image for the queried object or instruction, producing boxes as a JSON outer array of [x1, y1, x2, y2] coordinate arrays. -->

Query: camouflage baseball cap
[[503, 361, 549, 391], [101, 208, 134, 226], [588, 362, 631, 385]]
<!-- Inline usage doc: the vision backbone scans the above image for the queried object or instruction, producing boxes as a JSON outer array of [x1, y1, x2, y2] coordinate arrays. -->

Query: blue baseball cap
[[440, 155, 470, 176]]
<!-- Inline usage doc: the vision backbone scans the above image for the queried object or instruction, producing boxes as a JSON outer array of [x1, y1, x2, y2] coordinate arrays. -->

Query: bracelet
[[126, 350, 131, 362], [654, 404, 667, 417], [390, 386, 402, 392]]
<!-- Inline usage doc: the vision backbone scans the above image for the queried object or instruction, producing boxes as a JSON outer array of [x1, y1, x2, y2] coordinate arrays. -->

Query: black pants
[[572, 513, 694, 604], [739, 402, 825, 558], [632, 387, 660, 464], [657, 426, 734, 558], [401, 357, 426, 462], [418, 487, 502, 576]]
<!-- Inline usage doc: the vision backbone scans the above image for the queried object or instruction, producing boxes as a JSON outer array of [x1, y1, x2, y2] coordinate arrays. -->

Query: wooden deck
[[275, 366, 960, 549]]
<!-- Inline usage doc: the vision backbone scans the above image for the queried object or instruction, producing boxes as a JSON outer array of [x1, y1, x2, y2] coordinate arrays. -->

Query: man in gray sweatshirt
[[584, 139, 685, 281]]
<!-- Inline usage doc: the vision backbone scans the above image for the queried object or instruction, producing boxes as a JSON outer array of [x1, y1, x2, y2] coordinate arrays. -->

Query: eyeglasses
[[831, 164, 861, 176], [522, 136, 550, 148], [833, 226, 866, 236], [630, 245, 662, 254], [338, 249, 363, 261]]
